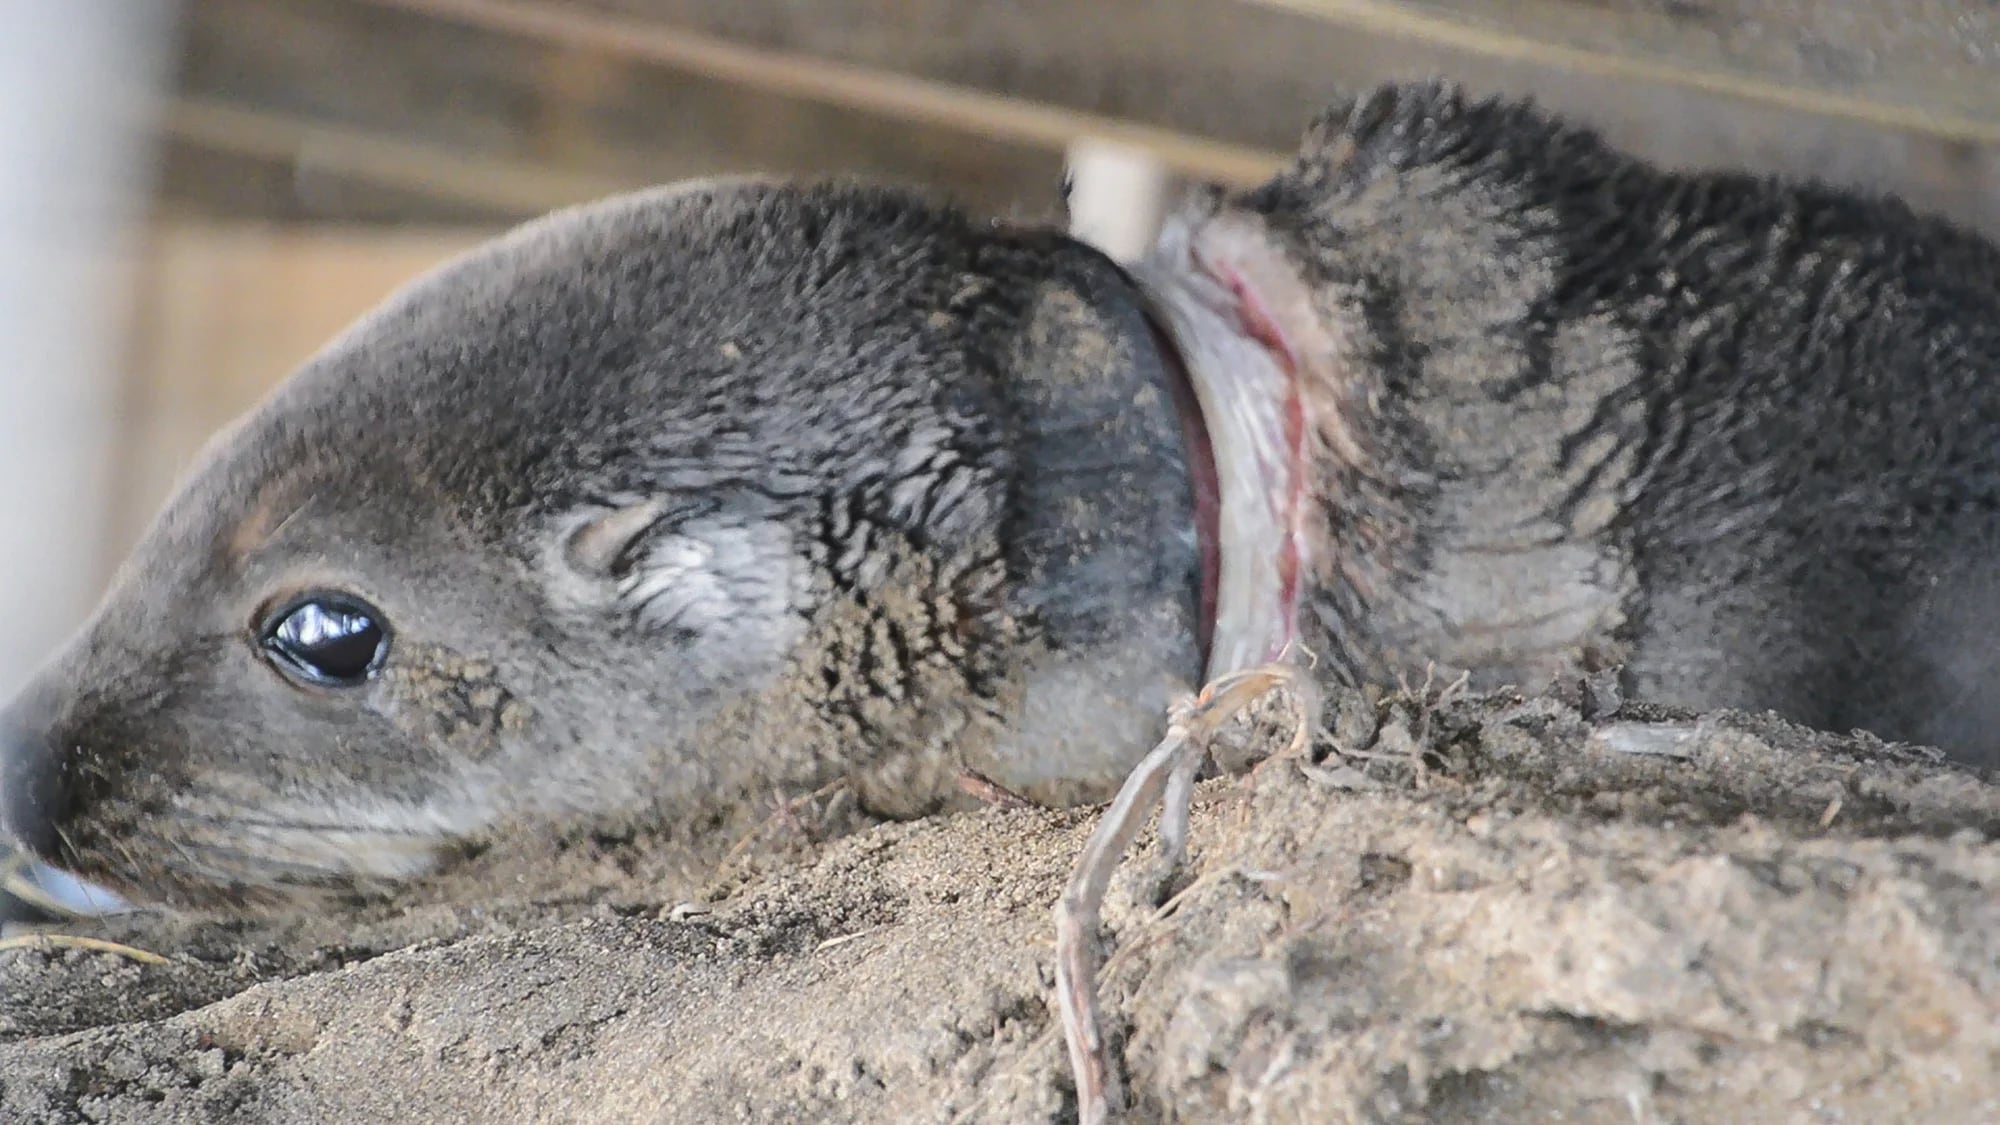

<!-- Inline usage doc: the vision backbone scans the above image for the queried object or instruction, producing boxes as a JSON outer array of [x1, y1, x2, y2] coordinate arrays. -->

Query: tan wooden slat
[[333, 0, 2000, 234], [163, 100, 642, 216], [1256, 0, 2000, 143], [169, 0, 1081, 223], [357, 0, 1289, 183], [113, 225, 487, 549], [167, 0, 2000, 235]]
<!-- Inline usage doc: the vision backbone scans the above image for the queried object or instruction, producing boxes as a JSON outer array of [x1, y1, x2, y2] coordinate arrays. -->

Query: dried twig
[[1053, 658, 1316, 1125], [956, 769, 1038, 809], [714, 779, 849, 873], [0, 932, 166, 964], [813, 926, 888, 955], [947, 865, 1249, 1125]]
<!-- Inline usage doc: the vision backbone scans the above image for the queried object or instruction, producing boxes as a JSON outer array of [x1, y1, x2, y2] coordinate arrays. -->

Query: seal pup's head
[[0, 178, 1214, 909]]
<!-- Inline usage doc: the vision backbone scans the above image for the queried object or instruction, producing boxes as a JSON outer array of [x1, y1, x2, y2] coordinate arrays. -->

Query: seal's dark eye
[[260, 595, 390, 687]]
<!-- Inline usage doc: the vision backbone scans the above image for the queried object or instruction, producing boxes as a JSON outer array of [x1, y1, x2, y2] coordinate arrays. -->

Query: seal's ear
[[564, 499, 668, 577], [549, 499, 802, 653]]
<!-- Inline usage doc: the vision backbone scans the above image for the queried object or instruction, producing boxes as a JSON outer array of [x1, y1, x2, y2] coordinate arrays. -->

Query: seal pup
[[5, 82, 2000, 911]]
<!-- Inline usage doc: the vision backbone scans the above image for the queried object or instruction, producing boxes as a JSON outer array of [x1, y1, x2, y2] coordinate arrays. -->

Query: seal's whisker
[[152, 841, 333, 888], [163, 810, 442, 839]]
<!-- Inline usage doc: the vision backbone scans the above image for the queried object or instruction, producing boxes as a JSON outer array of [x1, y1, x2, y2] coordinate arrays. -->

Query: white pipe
[[0, 2, 178, 699], [1064, 136, 1173, 263]]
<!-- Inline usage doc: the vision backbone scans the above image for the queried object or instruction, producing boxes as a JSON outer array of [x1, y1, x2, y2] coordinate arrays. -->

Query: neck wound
[[1147, 314, 1222, 671], [1133, 218, 1313, 683]]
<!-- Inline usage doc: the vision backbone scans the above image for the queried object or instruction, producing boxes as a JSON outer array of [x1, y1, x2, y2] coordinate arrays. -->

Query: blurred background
[[3, 0, 1999, 743]]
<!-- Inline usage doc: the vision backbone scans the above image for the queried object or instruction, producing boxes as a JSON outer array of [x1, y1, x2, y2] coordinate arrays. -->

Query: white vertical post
[[1063, 136, 1173, 264], [0, 3, 178, 698]]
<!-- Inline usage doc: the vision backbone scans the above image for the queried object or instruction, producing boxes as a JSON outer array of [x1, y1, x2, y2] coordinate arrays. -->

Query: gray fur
[[1245, 86, 2000, 754], [3, 81, 1998, 909], [0, 180, 1201, 906]]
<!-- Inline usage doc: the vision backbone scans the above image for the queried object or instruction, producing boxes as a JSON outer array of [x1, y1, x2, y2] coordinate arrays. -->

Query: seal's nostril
[[0, 709, 64, 860]]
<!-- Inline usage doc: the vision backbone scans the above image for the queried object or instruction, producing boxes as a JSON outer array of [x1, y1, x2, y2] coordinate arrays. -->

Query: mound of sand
[[4, 686, 1997, 1123]]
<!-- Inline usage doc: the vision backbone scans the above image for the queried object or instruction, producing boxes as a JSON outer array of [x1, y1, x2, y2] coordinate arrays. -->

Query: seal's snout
[[0, 705, 64, 860]]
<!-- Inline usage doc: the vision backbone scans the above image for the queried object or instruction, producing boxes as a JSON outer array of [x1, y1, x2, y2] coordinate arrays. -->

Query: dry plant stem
[[1055, 662, 1316, 1125], [1055, 723, 1189, 1123], [956, 768, 1038, 809], [1157, 739, 1203, 869], [0, 932, 166, 964], [951, 868, 1243, 1125], [714, 779, 848, 873]]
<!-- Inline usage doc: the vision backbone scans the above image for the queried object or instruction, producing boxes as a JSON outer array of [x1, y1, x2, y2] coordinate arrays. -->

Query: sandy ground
[[3, 684, 1998, 1123]]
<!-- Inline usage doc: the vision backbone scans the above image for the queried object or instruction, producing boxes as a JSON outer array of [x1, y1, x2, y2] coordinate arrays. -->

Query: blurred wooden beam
[[116, 224, 486, 549], [352, 0, 2000, 234], [169, 0, 1078, 224], [1257, 0, 2000, 144], [170, 0, 2000, 238], [151, 138, 525, 226], [374, 0, 2000, 149], [162, 100, 638, 217], [362, 0, 1288, 183]]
